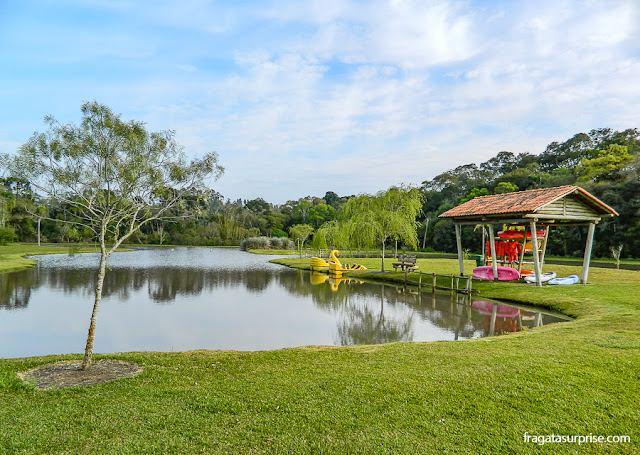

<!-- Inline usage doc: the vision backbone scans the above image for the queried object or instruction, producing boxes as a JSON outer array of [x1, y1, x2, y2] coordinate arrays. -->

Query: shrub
[[272, 229, 287, 238], [0, 227, 17, 245], [240, 236, 295, 251]]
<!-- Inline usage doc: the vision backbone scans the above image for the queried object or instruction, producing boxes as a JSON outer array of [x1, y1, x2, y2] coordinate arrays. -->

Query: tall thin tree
[[10, 102, 223, 369]]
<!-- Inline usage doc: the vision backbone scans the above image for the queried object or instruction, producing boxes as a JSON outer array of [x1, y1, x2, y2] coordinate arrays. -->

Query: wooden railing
[[403, 271, 476, 294]]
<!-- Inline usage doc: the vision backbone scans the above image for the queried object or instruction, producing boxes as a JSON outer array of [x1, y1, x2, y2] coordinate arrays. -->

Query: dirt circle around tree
[[17, 359, 144, 391]]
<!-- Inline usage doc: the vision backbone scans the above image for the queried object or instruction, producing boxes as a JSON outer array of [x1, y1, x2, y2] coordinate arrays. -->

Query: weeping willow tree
[[312, 220, 349, 252], [342, 186, 423, 272], [9, 101, 223, 369]]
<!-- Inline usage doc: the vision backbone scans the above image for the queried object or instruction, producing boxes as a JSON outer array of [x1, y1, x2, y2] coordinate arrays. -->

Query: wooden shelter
[[438, 185, 618, 286]]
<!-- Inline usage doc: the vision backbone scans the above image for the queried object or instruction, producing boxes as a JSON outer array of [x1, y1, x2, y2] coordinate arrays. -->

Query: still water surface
[[0, 248, 568, 358]]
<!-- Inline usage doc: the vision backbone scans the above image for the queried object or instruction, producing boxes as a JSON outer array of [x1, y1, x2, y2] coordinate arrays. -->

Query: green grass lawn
[[543, 254, 640, 266], [0, 248, 638, 453]]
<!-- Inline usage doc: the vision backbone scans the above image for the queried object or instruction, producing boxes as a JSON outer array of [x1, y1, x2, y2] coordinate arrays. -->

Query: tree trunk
[[37, 218, 41, 246], [82, 248, 108, 370], [381, 241, 386, 272], [422, 219, 429, 249], [157, 224, 165, 245]]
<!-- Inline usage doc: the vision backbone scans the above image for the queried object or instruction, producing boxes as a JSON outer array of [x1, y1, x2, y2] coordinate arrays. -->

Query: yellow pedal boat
[[310, 250, 367, 276]]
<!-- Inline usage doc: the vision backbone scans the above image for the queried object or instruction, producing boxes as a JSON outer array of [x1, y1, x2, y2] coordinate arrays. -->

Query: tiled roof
[[439, 185, 618, 218]]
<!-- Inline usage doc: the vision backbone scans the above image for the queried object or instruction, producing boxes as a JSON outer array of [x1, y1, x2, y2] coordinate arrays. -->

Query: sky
[[1, 0, 639, 204]]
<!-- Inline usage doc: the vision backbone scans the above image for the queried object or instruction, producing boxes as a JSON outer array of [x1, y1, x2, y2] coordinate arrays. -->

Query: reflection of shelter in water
[[471, 300, 550, 336], [489, 317, 517, 335], [472, 300, 519, 335], [388, 288, 567, 340]]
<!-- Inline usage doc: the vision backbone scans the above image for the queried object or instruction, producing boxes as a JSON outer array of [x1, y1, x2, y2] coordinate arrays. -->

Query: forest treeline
[[1, 127, 638, 258]]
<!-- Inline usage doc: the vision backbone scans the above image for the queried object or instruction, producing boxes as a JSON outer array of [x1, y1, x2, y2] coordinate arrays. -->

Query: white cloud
[[1, 0, 639, 203], [179, 64, 198, 72], [270, 0, 479, 68]]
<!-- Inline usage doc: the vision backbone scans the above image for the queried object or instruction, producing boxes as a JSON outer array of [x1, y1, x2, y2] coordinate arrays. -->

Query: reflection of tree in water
[[144, 269, 274, 302], [0, 266, 278, 307], [286, 274, 488, 342], [280, 273, 486, 343], [336, 286, 415, 345], [147, 269, 205, 303], [0, 270, 33, 309], [243, 269, 274, 293], [278, 273, 423, 344], [276, 270, 342, 306], [278, 271, 387, 311]]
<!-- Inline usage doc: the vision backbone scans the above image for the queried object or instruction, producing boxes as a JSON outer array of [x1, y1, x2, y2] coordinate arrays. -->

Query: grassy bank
[[1, 251, 639, 453], [0, 244, 105, 273]]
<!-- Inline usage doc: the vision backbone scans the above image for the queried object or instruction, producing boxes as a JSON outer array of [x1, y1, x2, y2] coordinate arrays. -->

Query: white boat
[[548, 275, 580, 285], [524, 272, 557, 284]]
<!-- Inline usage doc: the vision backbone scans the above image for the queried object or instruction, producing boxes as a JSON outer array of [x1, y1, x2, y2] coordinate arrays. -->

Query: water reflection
[[0, 266, 282, 306], [0, 273, 32, 310], [336, 286, 415, 345], [0, 248, 570, 358], [305, 272, 569, 340], [473, 301, 524, 336]]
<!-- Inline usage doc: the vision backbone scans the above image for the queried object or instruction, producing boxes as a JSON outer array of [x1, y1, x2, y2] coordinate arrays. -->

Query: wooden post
[[450, 274, 454, 292], [454, 303, 464, 341], [418, 272, 422, 290], [534, 312, 543, 327], [517, 225, 527, 274], [530, 221, 542, 287], [581, 222, 596, 284], [455, 223, 464, 276], [487, 224, 498, 280], [489, 302, 498, 336], [481, 226, 486, 265], [540, 225, 550, 269]]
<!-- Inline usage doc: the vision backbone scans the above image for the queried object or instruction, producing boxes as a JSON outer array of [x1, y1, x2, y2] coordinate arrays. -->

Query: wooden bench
[[392, 254, 418, 272]]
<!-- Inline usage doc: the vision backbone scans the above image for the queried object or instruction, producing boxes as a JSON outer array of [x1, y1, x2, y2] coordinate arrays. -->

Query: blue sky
[[1, 0, 639, 204]]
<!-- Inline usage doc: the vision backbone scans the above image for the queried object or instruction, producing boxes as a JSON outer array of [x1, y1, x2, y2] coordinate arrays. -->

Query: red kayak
[[497, 229, 546, 239], [473, 266, 520, 281]]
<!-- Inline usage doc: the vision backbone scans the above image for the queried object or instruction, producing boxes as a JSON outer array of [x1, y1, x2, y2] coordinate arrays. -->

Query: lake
[[0, 247, 569, 358]]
